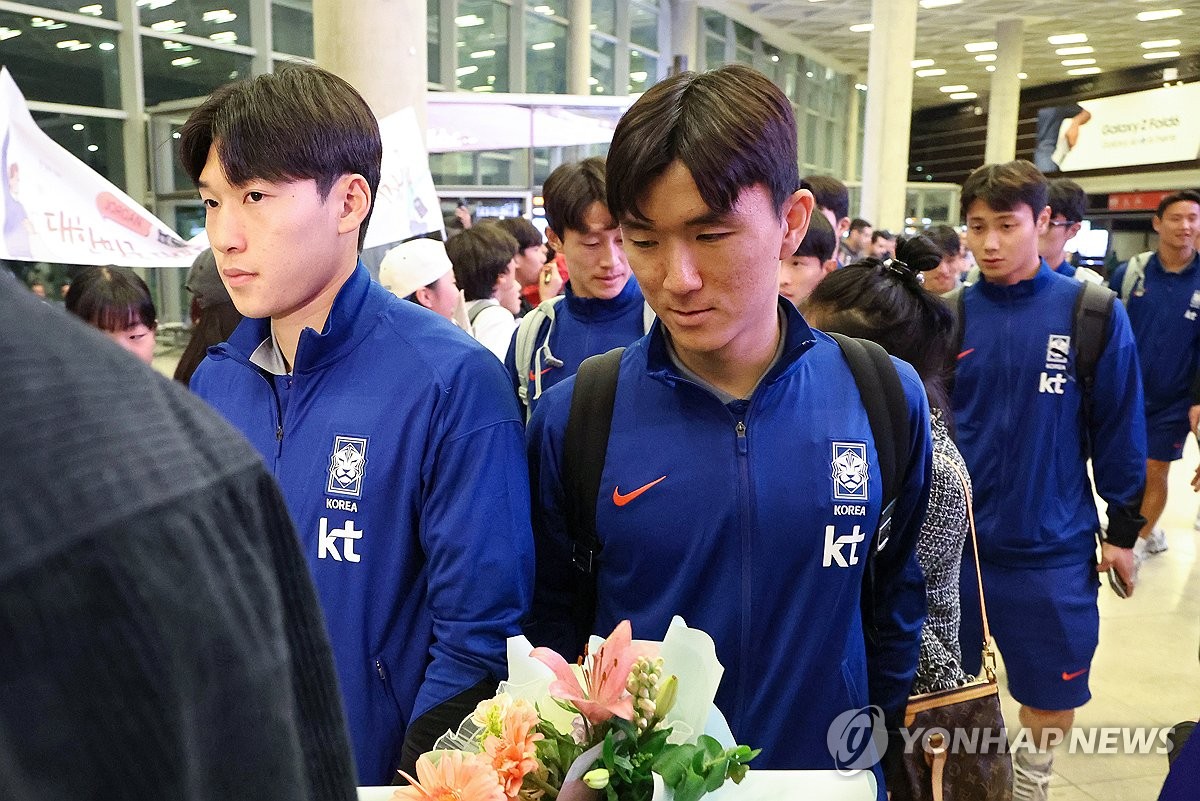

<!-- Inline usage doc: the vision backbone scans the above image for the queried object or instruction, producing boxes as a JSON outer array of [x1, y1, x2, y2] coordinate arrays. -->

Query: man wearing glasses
[[1038, 178, 1103, 285]]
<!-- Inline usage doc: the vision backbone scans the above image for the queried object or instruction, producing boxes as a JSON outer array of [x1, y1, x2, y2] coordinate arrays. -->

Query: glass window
[[427, 0, 440, 84], [630, 2, 658, 51], [142, 39, 253, 106], [704, 35, 725, 69], [272, 1, 313, 58], [0, 12, 121, 108], [457, 0, 509, 92], [527, 0, 565, 18], [591, 0, 615, 36], [590, 35, 614, 95], [31, 112, 125, 189], [702, 9, 725, 36], [29, 1, 116, 21], [429, 149, 528, 187], [628, 48, 656, 94], [734, 22, 754, 51], [526, 13, 567, 94], [138, 0, 252, 49]]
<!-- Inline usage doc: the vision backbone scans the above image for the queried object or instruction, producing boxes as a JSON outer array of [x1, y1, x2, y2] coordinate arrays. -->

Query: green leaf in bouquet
[[652, 744, 695, 785], [703, 758, 729, 793], [728, 762, 748, 784], [698, 735, 725, 760], [673, 770, 708, 801], [639, 727, 670, 757]]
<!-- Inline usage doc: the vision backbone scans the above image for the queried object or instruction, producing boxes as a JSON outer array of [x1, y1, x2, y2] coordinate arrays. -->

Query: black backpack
[[944, 281, 1114, 446], [559, 335, 911, 656]]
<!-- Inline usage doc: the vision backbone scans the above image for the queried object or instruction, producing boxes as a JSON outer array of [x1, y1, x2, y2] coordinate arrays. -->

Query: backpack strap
[[943, 285, 966, 398], [515, 296, 563, 418], [826, 333, 909, 547], [467, 300, 490, 326], [561, 346, 625, 656], [1072, 280, 1116, 453]]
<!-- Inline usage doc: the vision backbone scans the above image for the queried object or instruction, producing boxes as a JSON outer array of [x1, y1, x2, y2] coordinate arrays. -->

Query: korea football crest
[[327, 435, 369, 498], [831, 441, 869, 501]]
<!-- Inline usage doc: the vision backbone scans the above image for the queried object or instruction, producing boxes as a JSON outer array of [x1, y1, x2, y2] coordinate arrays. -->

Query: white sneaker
[[1146, 526, 1169, 555], [1012, 751, 1054, 801], [1133, 536, 1148, 569]]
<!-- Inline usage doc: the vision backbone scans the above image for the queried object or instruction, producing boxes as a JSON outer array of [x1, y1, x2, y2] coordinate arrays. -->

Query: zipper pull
[[276, 425, 283, 442], [735, 421, 747, 455], [375, 659, 386, 681]]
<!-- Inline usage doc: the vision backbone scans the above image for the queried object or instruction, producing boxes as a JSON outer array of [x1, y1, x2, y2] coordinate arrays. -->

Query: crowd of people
[[4, 61, 1199, 801]]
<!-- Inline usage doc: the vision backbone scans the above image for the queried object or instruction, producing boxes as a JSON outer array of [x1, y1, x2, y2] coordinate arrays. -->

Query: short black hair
[[1047, 178, 1087, 223], [543, 157, 609, 236], [606, 64, 798, 225], [1156, 189, 1200, 219], [446, 226, 518, 301], [793, 210, 836, 261], [65, 266, 157, 333], [871, 229, 896, 244], [923, 224, 960, 258], [849, 218, 872, 233], [177, 65, 382, 251], [961, 160, 1048, 221], [801, 176, 850, 221], [805, 234, 953, 414], [492, 216, 544, 251]]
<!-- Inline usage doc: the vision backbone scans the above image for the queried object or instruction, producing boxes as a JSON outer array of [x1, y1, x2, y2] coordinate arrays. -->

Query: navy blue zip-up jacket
[[505, 278, 646, 418], [1109, 252, 1200, 417], [952, 264, 1147, 566], [190, 263, 534, 783], [526, 300, 931, 781]]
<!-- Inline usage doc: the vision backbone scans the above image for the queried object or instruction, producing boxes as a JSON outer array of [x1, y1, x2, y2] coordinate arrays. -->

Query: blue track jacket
[[952, 264, 1147, 565], [1109, 252, 1200, 417], [526, 300, 931, 778], [504, 278, 646, 418], [191, 264, 534, 783]]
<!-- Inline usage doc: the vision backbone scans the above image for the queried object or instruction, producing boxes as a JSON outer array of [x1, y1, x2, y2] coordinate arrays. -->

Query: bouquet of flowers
[[392, 618, 758, 801]]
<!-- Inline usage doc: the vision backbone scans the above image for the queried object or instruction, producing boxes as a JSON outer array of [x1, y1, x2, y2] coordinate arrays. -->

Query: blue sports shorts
[[959, 556, 1099, 711], [1145, 406, 1192, 462]]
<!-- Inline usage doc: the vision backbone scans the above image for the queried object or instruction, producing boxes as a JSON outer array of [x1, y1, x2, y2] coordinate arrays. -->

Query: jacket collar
[[563, 276, 644, 321], [1148, 251, 1200, 277], [219, 262, 385, 374], [975, 260, 1053, 302], [643, 297, 818, 389]]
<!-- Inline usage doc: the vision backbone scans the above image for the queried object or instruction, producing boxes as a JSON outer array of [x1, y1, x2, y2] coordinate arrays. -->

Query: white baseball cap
[[379, 238, 453, 299]]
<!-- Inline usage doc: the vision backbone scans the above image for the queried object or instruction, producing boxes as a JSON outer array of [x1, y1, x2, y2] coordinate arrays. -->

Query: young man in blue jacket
[[505, 157, 647, 418], [178, 66, 534, 785], [526, 65, 932, 796], [1107, 190, 1200, 560], [953, 160, 1145, 800]]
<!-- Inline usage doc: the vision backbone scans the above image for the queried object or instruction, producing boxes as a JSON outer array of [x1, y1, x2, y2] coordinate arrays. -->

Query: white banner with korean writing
[[1058, 82, 1200, 172], [0, 67, 199, 267], [361, 107, 443, 250]]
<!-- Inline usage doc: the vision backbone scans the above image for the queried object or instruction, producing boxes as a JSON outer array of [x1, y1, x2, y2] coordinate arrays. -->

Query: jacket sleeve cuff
[[393, 678, 497, 784], [1105, 505, 1145, 549]]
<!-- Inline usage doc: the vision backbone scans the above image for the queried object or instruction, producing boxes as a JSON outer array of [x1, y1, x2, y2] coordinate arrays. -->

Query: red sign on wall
[[1108, 191, 1175, 212]]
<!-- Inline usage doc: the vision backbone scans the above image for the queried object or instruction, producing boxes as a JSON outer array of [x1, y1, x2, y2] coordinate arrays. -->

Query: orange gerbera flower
[[392, 751, 505, 801], [483, 699, 544, 798]]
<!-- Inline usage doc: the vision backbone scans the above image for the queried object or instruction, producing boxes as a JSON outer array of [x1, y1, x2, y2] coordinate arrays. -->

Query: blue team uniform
[[1109, 252, 1200, 461], [952, 264, 1146, 709], [527, 300, 931, 791], [192, 264, 534, 783]]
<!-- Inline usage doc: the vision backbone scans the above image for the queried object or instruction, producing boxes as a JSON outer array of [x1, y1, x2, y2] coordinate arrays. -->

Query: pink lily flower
[[530, 620, 658, 726]]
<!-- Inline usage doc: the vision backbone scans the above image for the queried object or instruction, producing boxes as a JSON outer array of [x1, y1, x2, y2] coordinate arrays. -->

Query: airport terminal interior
[[3, 1, 1200, 800]]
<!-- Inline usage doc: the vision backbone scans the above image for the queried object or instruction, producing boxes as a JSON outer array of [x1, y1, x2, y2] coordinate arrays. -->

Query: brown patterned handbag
[[889, 461, 1013, 801]]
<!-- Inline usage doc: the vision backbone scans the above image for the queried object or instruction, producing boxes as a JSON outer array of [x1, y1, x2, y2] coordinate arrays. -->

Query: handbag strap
[[948, 459, 998, 682]]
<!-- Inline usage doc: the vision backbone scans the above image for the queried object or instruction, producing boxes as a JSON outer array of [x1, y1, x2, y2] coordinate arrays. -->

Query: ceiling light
[[208, 31, 237, 44], [78, 4, 103, 15], [920, 0, 962, 7], [162, 40, 191, 51], [56, 39, 92, 51], [150, 19, 186, 32], [532, 4, 553, 13], [975, 54, 996, 62], [455, 14, 485, 27], [136, 0, 174, 8], [170, 56, 200, 67], [964, 41, 997, 52], [940, 84, 969, 92], [916, 68, 947, 77], [1056, 46, 1094, 55], [1062, 58, 1097, 66], [0, 27, 22, 41], [1018, 72, 1027, 79], [98, 41, 114, 50], [1067, 67, 1102, 75], [530, 42, 555, 50], [855, 83, 868, 91], [950, 92, 977, 100], [1047, 33, 1088, 45], [30, 17, 67, 29], [849, 23, 874, 32], [455, 65, 479, 77], [985, 65, 995, 72], [1137, 10, 1183, 22], [72, 123, 85, 130], [630, 71, 647, 81], [201, 9, 236, 24], [770, 54, 779, 62], [87, 144, 98, 152], [911, 58, 936, 68], [470, 49, 495, 58], [1141, 39, 1181, 48], [1143, 50, 1181, 59]]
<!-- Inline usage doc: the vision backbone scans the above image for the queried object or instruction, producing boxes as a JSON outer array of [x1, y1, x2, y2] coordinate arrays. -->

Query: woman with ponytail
[[803, 234, 971, 697]]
